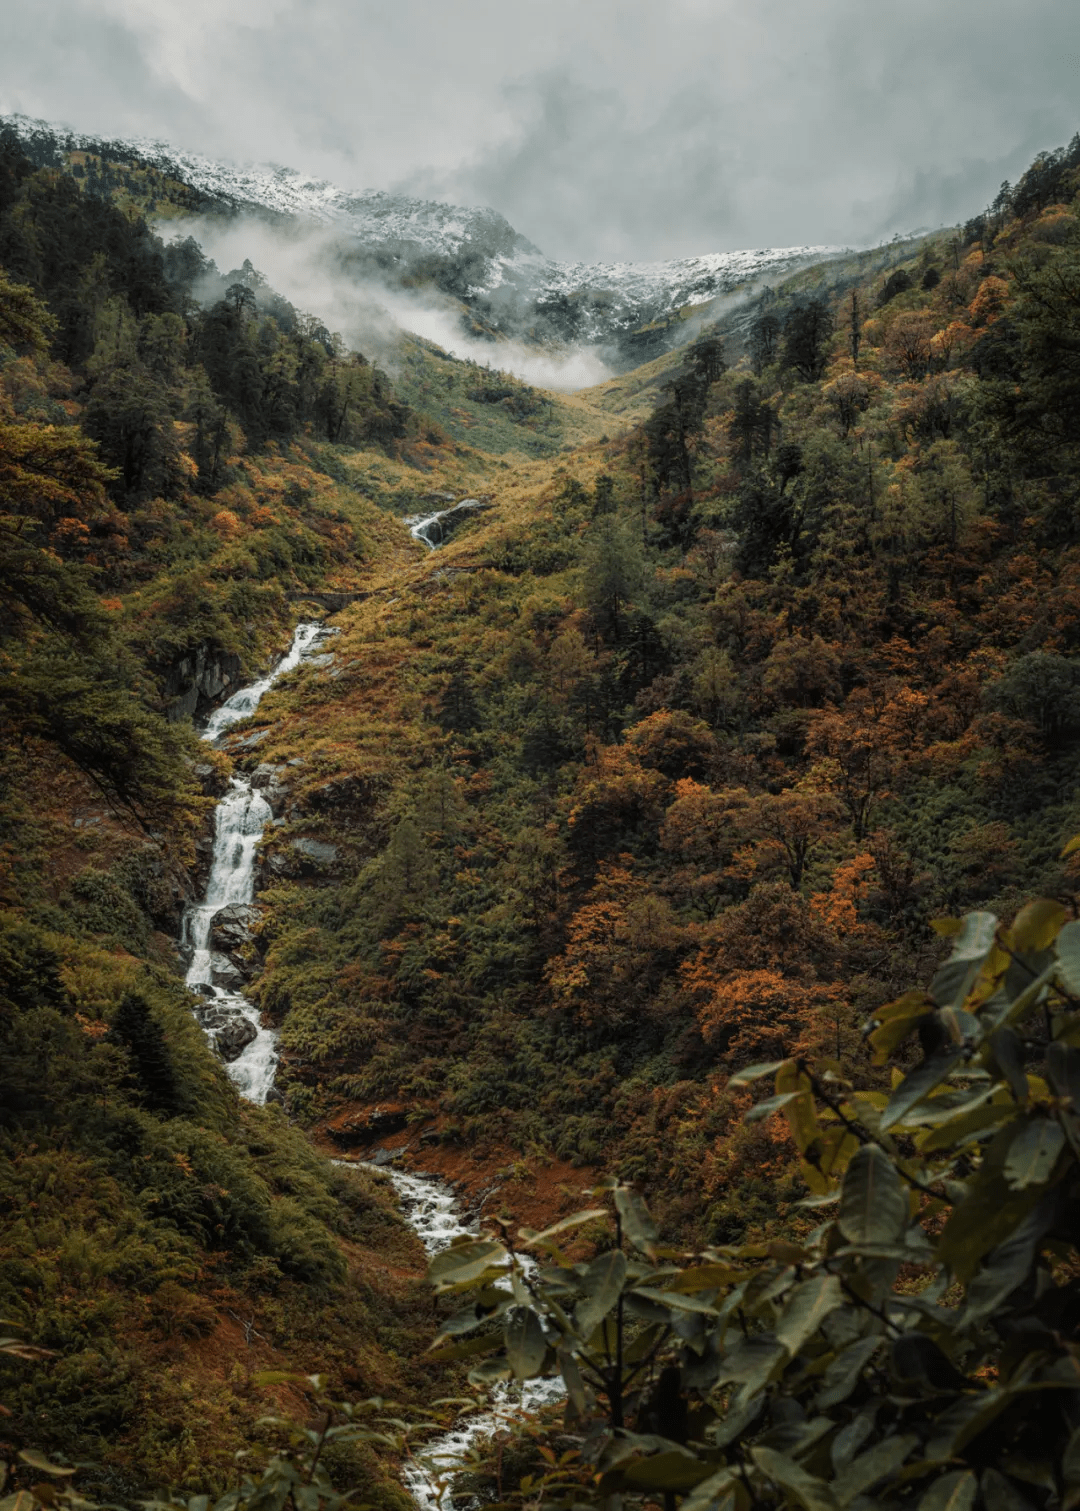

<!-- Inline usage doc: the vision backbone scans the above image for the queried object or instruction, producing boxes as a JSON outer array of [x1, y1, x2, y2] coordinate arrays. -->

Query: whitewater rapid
[[186, 617, 556, 1509], [333, 1161, 563, 1511], [181, 622, 327, 1102]]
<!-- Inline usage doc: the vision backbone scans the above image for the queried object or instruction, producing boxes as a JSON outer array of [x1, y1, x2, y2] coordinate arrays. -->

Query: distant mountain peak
[[1, 113, 840, 365]]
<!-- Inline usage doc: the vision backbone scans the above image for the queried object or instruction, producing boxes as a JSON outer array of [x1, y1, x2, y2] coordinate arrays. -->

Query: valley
[[4, 114, 1080, 1511]]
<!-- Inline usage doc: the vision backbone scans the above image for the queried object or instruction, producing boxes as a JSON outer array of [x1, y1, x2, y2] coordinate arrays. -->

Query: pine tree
[[108, 992, 182, 1114]]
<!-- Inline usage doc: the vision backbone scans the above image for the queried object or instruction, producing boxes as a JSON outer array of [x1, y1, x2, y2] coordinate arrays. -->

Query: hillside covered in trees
[[4, 120, 1080, 1511]]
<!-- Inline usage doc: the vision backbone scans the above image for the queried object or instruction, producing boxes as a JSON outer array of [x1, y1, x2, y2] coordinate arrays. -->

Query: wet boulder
[[210, 904, 261, 976], [250, 763, 289, 814], [198, 1003, 232, 1030], [216, 1016, 258, 1062], [210, 951, 244, 989]]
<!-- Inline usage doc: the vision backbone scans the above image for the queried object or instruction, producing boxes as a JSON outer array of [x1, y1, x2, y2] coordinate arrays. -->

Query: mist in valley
[[166, 214, 616, 394]]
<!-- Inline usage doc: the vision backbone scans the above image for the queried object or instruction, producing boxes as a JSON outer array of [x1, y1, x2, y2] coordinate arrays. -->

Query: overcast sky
[[2, 0, 1077, 262]]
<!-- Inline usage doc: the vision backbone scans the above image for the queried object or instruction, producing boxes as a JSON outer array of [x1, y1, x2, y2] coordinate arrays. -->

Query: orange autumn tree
[[680, 881, 841, 1067], [546, 859, 681, 1030]]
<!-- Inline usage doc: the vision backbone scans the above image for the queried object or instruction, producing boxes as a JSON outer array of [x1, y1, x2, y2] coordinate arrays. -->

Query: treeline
[[0, 127, 420, 505]]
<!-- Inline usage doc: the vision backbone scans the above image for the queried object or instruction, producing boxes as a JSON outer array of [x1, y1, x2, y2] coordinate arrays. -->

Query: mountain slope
[[2, 114, 837, 365]]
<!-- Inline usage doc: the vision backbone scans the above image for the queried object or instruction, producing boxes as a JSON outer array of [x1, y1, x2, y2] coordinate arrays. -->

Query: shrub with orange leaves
[[692, 967, 840, 1066], [968, 275, 1010, 326], [209, 508, 242, 539]]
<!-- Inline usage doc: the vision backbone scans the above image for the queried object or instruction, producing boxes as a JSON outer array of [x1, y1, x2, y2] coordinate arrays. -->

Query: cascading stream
[[404, 499, 484, 550], [334, 1160, 564, 1511], [181, 622, 328, 1104], [189, 623, 556, 1508]]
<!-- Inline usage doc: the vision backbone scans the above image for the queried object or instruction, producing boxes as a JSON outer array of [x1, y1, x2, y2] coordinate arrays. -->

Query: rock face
[[307, 774, 374, 813], [191, 761, 231, 798], [329, 1106, 409, 1147], [162, 642, 243, 722], [290, 837, 339, 867]]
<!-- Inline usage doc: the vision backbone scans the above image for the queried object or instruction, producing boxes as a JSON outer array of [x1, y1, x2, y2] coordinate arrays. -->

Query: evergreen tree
[[781, 296, 833, 381], [108, 992, 182, 1115], [438, 667, 481, 734]]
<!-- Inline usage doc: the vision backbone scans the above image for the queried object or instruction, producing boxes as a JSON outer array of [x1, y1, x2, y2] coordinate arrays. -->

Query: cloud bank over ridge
[[1, 0, 1076, 262]]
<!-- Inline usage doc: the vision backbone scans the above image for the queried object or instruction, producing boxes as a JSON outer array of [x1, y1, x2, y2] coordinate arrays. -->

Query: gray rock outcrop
[[162, 642, 243, 722]]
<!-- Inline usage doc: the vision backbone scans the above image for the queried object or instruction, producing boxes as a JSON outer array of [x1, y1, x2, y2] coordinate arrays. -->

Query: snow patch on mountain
[[3, 114, 835, 303]]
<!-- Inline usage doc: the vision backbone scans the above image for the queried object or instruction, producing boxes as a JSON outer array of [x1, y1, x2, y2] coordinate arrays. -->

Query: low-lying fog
[[163, 215, 615, 393]]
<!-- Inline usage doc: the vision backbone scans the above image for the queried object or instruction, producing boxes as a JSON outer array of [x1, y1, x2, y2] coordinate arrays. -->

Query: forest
[[3, 119, 1080, 1511]]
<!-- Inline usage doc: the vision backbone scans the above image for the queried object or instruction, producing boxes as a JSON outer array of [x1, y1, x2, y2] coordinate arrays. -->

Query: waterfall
[[334, 1160, 564, 1510], [181, 622, 328, 1104], [404, 499, 484, 550]]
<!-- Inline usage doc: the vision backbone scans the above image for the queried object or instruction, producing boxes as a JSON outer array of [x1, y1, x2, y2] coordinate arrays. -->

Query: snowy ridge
[[542, 245, 836, 315], [2, 113, 840, 356], [2, 114, 535, 263]]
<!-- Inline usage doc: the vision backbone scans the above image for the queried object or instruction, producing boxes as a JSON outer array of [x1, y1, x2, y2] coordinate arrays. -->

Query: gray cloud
[[0, 0, 1076, 261]]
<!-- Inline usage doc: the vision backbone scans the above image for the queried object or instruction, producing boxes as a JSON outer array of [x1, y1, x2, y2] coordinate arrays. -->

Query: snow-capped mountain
[[2, 114, 838, 365]]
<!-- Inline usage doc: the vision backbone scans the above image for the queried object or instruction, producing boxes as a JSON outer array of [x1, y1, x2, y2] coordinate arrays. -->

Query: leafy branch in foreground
[[424, 885, 1080, 1511]]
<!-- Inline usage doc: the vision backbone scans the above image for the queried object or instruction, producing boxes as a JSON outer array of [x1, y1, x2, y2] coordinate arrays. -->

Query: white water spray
[[181, 622, 329, 1103]]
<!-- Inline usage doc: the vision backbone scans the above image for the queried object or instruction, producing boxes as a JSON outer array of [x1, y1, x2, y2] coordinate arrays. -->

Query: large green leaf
[[833, 1435, 917, 1507], [427, 1239, 507, 1292], [1008, 900, 1066, 954], [1048, 1041, 1080, 1106], [775, 1274, 843, 1359], [727, 1060, 788, 1087], [517, 1208, 608, 1248], [750, 1447, 838, 1511], [881, 1050, 964, 1130], [1056, 920, 1080, 996], [982, 1468, 1037, 1511], [620, 1453, 717, 1492], [427, 1332, 505, 1364], [16, 1452, 75, 1478], [962, 1199, 1052, 1324], [931, 911, 998, 1008], [919, 1098, 1014, 1153], [558, 1347, 587, 1415], [837, 1145, 908, 1244], [613, 1186, 658, 1257], [680, 1467, 739, 1511], [1003, 1117, 1065, 1189], [918, 1471, 977, 1511], [986, 1027, 1029, 1103], [744, 1091, 803, 1123], [632, 1286, 719, 1315], [716, 1335, 786, 1396], [816, 1337, 881, 1409], [927, 1392, 1016, 1461], [575, 1249, 627, 1338], [504, 1307, 547, 1380]]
